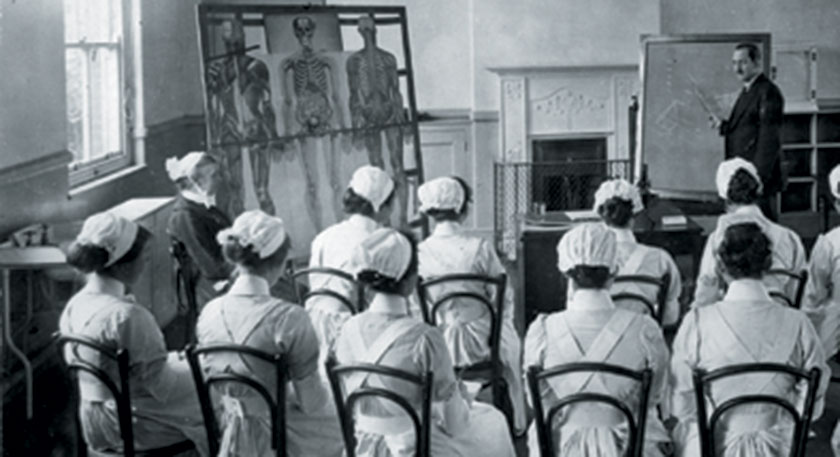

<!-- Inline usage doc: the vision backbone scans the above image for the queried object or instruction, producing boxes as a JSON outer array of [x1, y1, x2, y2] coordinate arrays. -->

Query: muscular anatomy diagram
[[346, 15, 408, 227], [206, 18, 279, 216], [281, 16, 345, 231]]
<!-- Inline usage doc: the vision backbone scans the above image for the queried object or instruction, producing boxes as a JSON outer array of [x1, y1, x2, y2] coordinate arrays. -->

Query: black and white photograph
[[2, 0, 840, 456]]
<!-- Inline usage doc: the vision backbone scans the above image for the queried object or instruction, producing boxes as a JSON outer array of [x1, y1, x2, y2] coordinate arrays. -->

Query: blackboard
[[638, 34, 771, 199]]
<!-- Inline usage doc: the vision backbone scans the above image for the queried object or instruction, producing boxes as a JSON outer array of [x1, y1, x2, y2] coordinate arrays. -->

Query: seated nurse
[[523, 222, 672, 457], [60, 212, 207, 455], [670, 222, 828, 457], [692, 158, 806, 308], [332, 228, 516, 457], [415, 176, 526, 434], [593, 178, 683, 326], [196, 210, 343, 457]]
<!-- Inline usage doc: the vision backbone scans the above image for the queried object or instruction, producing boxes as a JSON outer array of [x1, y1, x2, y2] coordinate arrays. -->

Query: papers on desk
[[661, 215, 688, 228]]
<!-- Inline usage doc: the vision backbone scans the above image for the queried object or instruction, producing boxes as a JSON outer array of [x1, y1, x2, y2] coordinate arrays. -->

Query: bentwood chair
[[55, 332, 196, 457], [692, 363, 821, 457], [766, 269, 809, 309], [287, 263, 365, 314], [416, 273, 514, 432], [185, 343, 287, 457], [611, 272, 670, 325], [527, 362, 653, 457], [326, 357, 433, 457]]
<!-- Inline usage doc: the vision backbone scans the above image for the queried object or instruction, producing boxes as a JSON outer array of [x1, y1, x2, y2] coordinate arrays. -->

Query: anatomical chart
[[199, 9, 415, 258]]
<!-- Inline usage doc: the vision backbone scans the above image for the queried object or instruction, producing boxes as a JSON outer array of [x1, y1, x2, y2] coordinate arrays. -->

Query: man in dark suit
[[711, 42, 785, 221]]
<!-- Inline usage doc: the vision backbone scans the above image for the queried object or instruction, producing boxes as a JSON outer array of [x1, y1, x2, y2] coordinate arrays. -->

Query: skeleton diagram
[[280, 16, 345, 231], [206, 18, 279, 216], [346, 15, 407, 227]]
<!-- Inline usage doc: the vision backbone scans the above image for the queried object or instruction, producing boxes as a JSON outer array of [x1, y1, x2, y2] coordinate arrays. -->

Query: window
[[64, 0, 131, 186]]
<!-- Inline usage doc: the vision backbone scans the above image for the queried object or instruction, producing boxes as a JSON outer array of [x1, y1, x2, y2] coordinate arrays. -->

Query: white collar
[[730, 204, 764, 218], [181, 189, 216, 209], [83, 273, 127, 297], [609, 227, 636, 244], [432, 220, 462, 237], [227, 273, 271, 296], [723, 278, 773, 302], [743, 72, 762, 90], [567, 289, 615, 311], [347, 214, 379, 231], [366, 293, 410, 316]]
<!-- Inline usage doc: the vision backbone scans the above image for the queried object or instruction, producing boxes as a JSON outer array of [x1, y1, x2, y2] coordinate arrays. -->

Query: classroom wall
[[0, 0, 67, 171], [661, 0, 840, 99]]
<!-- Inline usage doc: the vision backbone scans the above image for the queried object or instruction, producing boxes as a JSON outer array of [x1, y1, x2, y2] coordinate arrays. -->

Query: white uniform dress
[[671, 279, 829, 457], [802, 225, 840, 357], [524, 289, 671, 457], [196, 275, 343, 457], [333, 308, 516, 457], [59, 286, 208, 456], [308, 214, 379, 362], [692, 205, 807, 308], [608, 227, 683, 326], [416, 221, 526, 433]]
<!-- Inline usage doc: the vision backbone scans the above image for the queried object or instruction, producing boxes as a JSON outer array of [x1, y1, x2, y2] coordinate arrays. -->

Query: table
[[517, 196, 706, 330]]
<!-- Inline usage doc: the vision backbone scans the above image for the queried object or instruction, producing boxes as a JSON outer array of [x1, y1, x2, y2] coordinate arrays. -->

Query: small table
[[517, 196, 705, 331]]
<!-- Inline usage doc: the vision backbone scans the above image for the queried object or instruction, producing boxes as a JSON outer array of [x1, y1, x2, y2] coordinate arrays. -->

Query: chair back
[[526, 362, 653, 457], [169, 237, 199, 344], [56, 332, 136, 456], [416, 273, 511, 425], [288, 262, 364, 314], [692, 363, 822, 457], [766, 269, 809, 309], [185, 343, 287, 457], [611, 273, 670, 324], [326, 358, 433, 457]]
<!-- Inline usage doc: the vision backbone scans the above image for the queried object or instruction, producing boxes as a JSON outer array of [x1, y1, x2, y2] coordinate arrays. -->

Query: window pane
[[65, 48, 86, 162], [88, 48, 122, 159], [64, 0, 122, 43]]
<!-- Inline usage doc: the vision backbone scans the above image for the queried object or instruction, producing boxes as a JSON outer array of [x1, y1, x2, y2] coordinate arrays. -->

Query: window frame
[[64, 0, 133, 188]]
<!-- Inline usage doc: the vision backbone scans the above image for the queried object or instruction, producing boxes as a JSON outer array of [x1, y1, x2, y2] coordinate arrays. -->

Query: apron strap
[[344, 318, 423, 393]]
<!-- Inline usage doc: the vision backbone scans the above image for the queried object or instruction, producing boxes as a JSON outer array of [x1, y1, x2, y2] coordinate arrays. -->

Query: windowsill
[[68, 164, 147, 199]]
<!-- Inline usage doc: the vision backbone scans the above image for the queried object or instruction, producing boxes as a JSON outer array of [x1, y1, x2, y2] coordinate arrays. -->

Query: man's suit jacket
[[719, 73, 786, 194]]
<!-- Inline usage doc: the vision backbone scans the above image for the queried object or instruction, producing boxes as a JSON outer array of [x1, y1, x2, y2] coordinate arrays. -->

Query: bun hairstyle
[[220, 233, 291, 273], [356, 230, 418, 295], [726, 169, 761, 205], [564, 265, 612, 289], [66, 226, 152, 274], [342, 187, 376, 217], [717, 222, 772, 279], [597, 197, 634, 228]]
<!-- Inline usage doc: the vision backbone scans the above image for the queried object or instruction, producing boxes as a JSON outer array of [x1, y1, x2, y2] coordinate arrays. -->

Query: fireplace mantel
[[490, 64, 639, 163]]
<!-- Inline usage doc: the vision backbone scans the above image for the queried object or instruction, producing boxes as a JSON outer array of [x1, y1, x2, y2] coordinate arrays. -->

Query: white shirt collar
[[366, 293, 410, 315], [432, 220, 462, 237], [567, 289, 615, 311], [227, 273, 271, 296], [347, 214, 379, 231], [609, 227, 636, 244], [181, 189, 216, 209], [744, 72, 762, 90], [731, 204, 764, 218], [83, 273, 127, 297], [723, 278, 773, 303]]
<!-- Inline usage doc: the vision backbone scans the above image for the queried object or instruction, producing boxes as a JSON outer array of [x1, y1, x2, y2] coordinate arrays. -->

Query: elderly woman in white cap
[[166, 151, 233, 310], [196, 210, 342, 457], [60, 212, 208, 455], [414, 175, 526, 435], [671, 221, 828, 457], [802, 164, 840, 358], [332, 228, 516, 457], [692, 158, 806, 308], [307, 165, 395, 362], [523, 222, 671, 457], [593, 179, 683, 326]]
